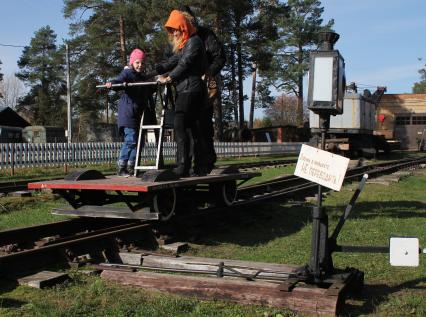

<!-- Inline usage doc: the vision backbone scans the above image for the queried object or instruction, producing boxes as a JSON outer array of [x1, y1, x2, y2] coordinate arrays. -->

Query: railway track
[[0, 156, 425, 274]]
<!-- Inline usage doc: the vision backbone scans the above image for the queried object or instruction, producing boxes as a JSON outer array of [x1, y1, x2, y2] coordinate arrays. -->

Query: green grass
[[0, 193, 69, 230], [0, 163, 425, 316], [0, 163, 117, 182]]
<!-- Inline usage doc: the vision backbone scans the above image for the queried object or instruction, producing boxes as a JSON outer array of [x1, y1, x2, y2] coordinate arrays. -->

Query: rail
[[1, 157, 424, 274], [0, 142, 303, 169]]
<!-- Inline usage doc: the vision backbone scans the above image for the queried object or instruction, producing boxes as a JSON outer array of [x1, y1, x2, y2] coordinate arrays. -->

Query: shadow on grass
[[184, 199, 426, 247], [0, 279, 26, 309], [183, 199, 312, 246], [341, 277, 426, 316], [328, 200, 426, 221]]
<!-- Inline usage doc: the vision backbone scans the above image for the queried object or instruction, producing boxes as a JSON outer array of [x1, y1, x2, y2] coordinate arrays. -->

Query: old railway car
[[309, 87, 389, 157], [22, 126, 66, 143]]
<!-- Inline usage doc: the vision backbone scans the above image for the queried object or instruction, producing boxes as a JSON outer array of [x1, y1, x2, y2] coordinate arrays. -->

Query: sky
[[1, 0, 426, 119]]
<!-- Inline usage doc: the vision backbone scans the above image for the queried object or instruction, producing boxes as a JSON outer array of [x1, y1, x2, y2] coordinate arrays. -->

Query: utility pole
[[66, 44, 72, 143]]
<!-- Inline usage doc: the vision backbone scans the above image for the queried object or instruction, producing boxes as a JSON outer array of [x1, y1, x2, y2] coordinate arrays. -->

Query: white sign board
[[390, 237, 419, 267], [294, 144, 349, 191]]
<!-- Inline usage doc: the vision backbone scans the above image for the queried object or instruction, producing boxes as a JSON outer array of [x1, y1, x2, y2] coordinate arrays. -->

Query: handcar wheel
[[151, 188, 176, 221], [210, 181, 237, 207]]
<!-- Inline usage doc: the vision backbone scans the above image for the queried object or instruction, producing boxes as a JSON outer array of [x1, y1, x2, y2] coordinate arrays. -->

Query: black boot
[[127, 164, 135, 177], [117, 166, 130, 177], [173, 165, 189, 177]]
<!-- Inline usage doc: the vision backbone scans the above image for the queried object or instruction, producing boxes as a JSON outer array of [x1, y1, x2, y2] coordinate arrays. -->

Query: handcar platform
[[28, 170, 257, 192], [28, 168, 260, 221]]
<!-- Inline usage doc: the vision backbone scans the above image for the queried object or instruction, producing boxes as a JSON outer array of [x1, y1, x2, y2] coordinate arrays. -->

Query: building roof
[[0, 106, 30, 128]]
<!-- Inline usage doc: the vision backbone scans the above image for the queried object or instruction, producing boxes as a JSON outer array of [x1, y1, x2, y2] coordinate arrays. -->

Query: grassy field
[[0, 157, 425, 316]]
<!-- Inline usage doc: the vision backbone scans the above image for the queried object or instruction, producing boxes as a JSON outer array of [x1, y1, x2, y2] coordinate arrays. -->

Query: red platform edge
[[28, 172, 259, 193]]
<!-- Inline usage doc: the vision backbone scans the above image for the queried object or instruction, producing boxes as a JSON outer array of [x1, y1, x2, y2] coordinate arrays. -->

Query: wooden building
[[375, 94, 426, 150], [0, 106, 30, 128]]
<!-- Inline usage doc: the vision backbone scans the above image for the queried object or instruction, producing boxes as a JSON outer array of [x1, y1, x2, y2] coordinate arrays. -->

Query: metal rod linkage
[[96, 81, 159, 89]]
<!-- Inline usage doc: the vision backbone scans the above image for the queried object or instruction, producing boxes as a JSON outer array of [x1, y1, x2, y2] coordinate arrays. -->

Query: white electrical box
[[389, 237, 419, 267]]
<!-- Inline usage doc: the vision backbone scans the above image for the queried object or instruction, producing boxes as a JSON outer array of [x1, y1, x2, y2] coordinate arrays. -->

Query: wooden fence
[[0, 142, 303, 170]]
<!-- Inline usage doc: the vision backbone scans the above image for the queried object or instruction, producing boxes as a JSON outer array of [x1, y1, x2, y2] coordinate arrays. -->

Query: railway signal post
[[305, 31, 349, 282]]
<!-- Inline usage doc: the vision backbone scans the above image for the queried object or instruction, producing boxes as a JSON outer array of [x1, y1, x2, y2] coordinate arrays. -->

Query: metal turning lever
[[216, 262, 262, 281], [330, 174, 369, 245]]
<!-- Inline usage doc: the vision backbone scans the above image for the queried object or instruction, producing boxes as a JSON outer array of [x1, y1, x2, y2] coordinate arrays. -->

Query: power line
[[0, 43, 25, 48]]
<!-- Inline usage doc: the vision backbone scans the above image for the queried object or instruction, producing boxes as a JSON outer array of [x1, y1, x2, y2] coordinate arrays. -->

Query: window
[[395, 116, 410, 125], [412, 116, 426, 125]]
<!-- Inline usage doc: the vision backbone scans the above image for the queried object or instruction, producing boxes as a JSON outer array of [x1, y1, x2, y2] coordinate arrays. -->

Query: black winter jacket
[[156, 35, 206, 94], [197, 25, 226, 77]]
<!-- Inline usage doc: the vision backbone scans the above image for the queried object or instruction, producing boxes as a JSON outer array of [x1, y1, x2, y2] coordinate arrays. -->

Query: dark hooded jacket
[[156, 34, 206, 95], [111, 68, 154, 130], [196, 25, 226, 77]]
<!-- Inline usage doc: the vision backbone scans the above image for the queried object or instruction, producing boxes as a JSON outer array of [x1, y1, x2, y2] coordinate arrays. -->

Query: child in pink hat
[[106, 48, 156, 177]]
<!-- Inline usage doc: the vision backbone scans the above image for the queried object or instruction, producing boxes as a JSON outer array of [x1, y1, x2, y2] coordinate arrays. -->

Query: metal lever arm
[[330, 173, 369, 244]]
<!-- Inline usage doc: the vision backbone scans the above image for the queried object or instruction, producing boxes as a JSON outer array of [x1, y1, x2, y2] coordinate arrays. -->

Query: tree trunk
[[119, 15, 127, 66], [249, 63, 257, 129], [230, 44, 239, 126], [297, 75, 303, 126], [214, 76, 224, 141], [212, 15, 223, 141], [236, 33, 244, 130], [296, 47, 304, 126]]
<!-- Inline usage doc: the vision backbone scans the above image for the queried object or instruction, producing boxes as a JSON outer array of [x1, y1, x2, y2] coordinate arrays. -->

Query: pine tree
[[246, 0, 282, 128], [268, 0, 333, 126], [16, 26, 66, 126], [63, 0, 178, 135], [213, 0, 254, 129]]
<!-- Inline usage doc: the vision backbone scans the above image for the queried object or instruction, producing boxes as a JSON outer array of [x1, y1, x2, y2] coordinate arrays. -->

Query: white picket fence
[[0, 142, 303, 169]]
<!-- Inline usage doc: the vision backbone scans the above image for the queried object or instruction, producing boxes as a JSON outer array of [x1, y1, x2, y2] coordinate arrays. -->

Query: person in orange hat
[[157, 10, 207, 177]]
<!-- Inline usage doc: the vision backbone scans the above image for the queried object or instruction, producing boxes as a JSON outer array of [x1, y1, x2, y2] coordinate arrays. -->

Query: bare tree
[[0, 74, 25, 109], [264, 94, 298, 126]]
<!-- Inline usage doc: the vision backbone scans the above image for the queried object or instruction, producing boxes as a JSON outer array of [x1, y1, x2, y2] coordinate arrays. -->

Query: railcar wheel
[[211, 181, 237, 207], [151, 188, 176, 221]]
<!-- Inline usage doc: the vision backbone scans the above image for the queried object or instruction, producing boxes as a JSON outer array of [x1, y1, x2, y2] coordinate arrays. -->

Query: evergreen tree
[[63, 0, 179, 134], [246, 0, 282, 128], [214, 0, 254, 129], [16, 26, 66, 125], [268, 0, 333, 125], [412, 63, 426, 93]]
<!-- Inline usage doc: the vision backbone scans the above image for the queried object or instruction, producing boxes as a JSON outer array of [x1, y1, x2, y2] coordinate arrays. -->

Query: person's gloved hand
[[157, 75, 171, 84]]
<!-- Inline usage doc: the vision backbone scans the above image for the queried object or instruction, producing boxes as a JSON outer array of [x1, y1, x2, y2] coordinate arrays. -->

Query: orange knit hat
[[165, 10, 196, 49]]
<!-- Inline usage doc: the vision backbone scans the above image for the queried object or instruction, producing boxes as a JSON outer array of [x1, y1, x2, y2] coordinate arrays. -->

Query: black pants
[[174, 91, 203, 175], [193, 104, 216, 172]]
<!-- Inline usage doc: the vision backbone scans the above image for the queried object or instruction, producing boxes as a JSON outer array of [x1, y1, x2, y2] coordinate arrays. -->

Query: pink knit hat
[[129, 48, 145, 65]]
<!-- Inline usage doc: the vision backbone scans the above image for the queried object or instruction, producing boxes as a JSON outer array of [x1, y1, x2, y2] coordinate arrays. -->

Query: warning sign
[[294, 144, 349, 191]]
